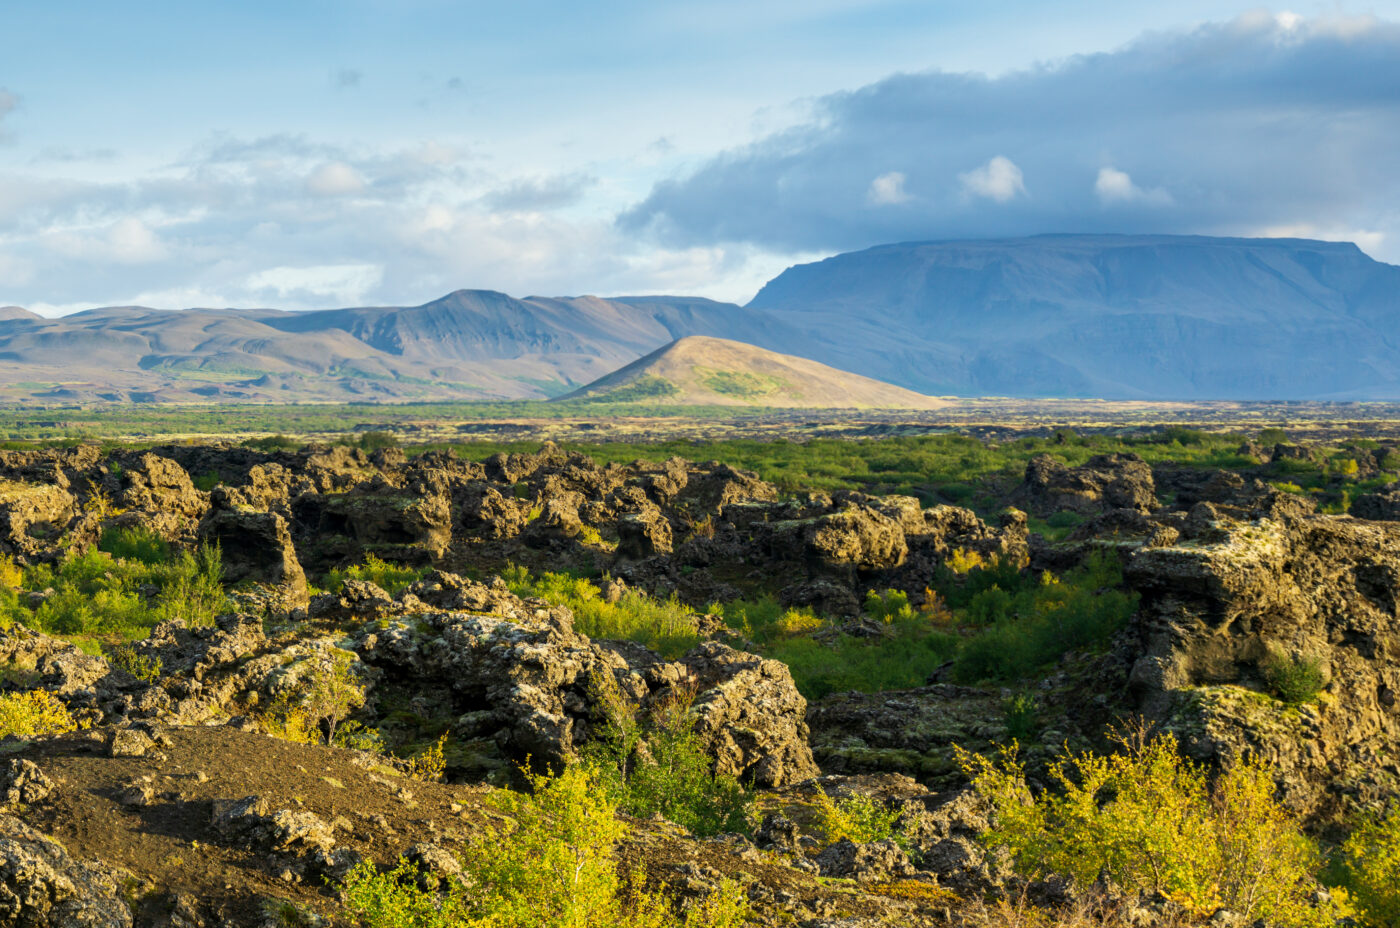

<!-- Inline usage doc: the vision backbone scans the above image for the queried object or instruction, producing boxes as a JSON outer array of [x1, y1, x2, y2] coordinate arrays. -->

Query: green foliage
[[961, 730, 1336, 928], [1263, 652, 1327, 705], [349, 431, 400, 453], [0, 542, 231, 641], [0, 689, 79, 738], [862, 589, 915, 623], [584, 676, 752, 837], [327, 554, 426, 596], [814, 789, 904, 847], [1002, 693, 1039, 741], [950, 552, 1137, 684], [1336, 806, 1400, 927], [759, 621, 958, 700], [242, 434, 302, 452], [110, 644, 162, 683], [698, 369, 783, 399], [502, 565, 700, 658], [97, 526, 169, 564], [588, 375, 681, 403], [342, 762, 750, 928]]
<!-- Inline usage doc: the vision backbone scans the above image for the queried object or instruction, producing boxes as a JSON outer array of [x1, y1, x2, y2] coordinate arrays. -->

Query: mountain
[[559, 335, 945, 408], [745, 234, 1400, 400], [4, 233, 1399, 404], [0, 292, 796, 404]]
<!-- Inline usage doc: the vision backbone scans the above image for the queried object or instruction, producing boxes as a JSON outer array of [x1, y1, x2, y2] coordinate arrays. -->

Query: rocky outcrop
[[1014, 453, 1157, 516], [355, 577, 817, 786], [1117, 494, 1400, 821], [0, 481, 76, 559], [0, 813, 131, 927], [199, 506, 306, 595], [1351, 487, 1400, 522]]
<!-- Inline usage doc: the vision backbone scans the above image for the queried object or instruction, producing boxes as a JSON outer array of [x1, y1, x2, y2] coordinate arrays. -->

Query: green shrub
[[98, 526, 169, 564], [1336, 806, 1400, 927], [1002, 693, 1038, 741], [1263, 653, 1327, 705], [862, 589, 914, 623], [951, 554, 1136, 683], [110, 644, 162, 683], [762, 623, 958, 700], [584, 678, 751, 838], [327, 554, 426, 596], [1045, 510, 1083, 529], [961, 730, 1337, 928], [502, 566, 699, 658]]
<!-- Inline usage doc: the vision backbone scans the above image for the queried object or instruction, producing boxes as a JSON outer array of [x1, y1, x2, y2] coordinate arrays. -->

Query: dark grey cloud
[[620, 15, 1400, 253], [480, 172, 597, 212]]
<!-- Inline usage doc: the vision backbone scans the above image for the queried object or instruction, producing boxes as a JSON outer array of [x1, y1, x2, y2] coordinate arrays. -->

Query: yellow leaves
[[0, 689, 80, 739], [947, 547, 986, 574], [962, 729, 1340, 928], [405, 733, 448, 782]]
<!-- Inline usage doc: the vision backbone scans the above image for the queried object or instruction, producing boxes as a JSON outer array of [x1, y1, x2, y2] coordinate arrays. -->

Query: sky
[[1, 1, 1398, 314]]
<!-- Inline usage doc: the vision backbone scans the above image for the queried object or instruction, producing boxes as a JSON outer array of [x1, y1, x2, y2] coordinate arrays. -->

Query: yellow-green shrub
[[1338, 807, 1400, 927], [814, 789, 904, 847], [341, 762, 750, 928], [960, 731, 1336, 928], [0, 690, 78, 738]]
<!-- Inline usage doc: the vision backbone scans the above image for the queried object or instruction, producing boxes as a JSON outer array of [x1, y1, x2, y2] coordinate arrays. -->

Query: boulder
[[682, 642, 820, 787], [1351, 487, 1400, 522], [0, 760, 53, 806]]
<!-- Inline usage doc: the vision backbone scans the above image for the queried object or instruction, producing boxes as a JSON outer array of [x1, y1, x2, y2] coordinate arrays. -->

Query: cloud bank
[[620, 14, 1400, 257]]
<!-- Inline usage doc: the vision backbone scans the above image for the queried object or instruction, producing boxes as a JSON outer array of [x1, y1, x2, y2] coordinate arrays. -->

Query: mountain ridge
[[1, 233, 1397, 403]]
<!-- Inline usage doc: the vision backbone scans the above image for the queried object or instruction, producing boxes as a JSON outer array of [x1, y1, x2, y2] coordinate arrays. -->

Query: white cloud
[[305, 161, 366, 196], [0, 253, 34, 288], [1094, 167, 1172, 206], [867, 171, 910, 206], [958, 156, 1025, 203], [43, 218, 168, 264], [246, 264, 384, 303]]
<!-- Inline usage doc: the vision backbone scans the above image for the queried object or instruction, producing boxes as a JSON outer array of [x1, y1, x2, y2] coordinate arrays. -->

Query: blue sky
[[1, 1, 1398, 313]]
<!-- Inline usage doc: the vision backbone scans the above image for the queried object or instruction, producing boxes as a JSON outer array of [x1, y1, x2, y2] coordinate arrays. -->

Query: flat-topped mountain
[[746, 234, 1400, 400], [559, 335, 945, 408]]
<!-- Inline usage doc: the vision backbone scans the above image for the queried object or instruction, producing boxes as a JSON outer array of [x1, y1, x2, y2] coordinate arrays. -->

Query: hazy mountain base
[[1, 432, 1399, 925]]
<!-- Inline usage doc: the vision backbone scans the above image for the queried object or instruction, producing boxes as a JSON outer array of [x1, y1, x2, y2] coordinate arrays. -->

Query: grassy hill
[[557, 335, 946, 409]]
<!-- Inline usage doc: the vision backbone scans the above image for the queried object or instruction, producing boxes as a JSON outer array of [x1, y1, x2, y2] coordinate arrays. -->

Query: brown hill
[[558, 335, 946, 408]]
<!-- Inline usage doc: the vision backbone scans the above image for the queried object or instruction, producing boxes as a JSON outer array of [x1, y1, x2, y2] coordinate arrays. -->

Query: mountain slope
[[0, 293, 796, 403], [559, 336, 945, 408], [746, 234, 1400, 400]]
